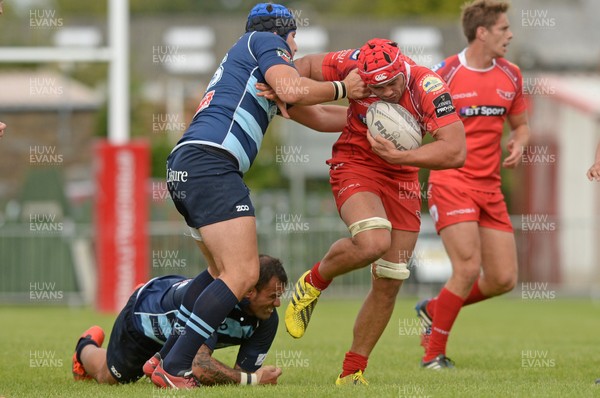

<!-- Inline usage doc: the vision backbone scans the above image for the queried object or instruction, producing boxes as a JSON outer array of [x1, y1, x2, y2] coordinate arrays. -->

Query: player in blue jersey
[[154, 2, 368, 389], [72, 254, 286, 386]]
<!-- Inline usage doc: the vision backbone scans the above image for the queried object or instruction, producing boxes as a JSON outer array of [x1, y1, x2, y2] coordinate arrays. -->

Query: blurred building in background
[[0, 0, 598, 304]]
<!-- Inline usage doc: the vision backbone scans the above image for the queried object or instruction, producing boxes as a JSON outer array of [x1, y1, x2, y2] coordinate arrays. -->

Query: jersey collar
[[458, 48, 496, 72]]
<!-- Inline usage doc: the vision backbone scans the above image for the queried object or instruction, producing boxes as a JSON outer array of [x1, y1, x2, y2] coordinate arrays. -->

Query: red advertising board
[[95, 140, 149, 312]]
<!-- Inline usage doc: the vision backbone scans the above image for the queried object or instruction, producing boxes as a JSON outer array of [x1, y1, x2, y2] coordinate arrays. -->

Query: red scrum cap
[[357, 38, 406, 86]]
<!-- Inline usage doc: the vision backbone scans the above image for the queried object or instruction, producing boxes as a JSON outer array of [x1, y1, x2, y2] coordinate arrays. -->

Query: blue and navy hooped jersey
[[175, 31, 295, 173], [132, 275, 277, 372]]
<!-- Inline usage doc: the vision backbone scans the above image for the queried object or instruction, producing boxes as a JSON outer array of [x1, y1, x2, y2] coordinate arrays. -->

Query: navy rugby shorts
[[106, 288, 162, 383], [166, 143, 255, 228]]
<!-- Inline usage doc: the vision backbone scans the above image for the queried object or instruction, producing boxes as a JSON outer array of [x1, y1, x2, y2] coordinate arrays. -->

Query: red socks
[[304, 262, 332, 291], [426, 279, 489, 318], [340, 351, 368, 377], [424, 288, 464, 362], [462, 279, 487, 306]]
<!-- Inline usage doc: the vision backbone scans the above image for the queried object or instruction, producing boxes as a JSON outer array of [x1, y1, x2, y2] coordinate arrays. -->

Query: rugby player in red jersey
[[283, 38, 466, 384], [415, 0, 530, 369]]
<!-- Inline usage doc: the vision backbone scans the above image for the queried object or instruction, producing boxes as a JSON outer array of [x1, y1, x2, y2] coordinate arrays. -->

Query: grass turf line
[[0, 297, 599, 397]]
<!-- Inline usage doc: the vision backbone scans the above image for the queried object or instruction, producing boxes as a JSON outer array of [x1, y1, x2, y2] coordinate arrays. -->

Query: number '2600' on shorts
[[166, 143, 255, 229]]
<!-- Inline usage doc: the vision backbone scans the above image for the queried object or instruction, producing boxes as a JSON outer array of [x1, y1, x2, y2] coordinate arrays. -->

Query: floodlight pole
[[108, 0, 129, 144]]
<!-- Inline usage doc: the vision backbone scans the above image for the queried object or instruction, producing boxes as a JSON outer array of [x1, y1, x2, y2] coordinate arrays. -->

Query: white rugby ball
[[366, 102, 422, 151]]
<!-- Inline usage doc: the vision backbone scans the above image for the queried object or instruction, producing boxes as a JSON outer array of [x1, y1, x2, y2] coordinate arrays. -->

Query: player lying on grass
[[72, 254, 286, 386]]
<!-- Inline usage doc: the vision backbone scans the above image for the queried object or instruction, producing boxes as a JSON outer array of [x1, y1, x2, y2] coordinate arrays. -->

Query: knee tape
[[348, 217, 392, 237], [372, 258, 410, 280]]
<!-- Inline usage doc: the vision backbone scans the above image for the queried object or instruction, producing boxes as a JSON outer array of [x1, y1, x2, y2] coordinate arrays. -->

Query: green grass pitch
[[1, 297, 599, 397]]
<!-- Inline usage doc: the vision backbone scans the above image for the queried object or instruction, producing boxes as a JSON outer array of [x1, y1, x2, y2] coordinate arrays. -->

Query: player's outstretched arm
[[255, 82, 348, 131], [587, 141, 600, 181], [294, 54, 327, 81], [264, 64, 368, 105], [0, 121, 6, 138], [287, 104, 347, 132], [192, 345, 281, 386], [503, 111, 530, 169], [367, 120, 466, 168]]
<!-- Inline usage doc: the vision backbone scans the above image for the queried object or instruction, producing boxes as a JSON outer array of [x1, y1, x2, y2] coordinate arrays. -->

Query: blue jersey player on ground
[[146, 2, 368, 389], [72, 255, 287, 386]]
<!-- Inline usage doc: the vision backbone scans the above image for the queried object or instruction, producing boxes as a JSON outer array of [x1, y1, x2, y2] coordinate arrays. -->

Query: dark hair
[[256, 254, 287, 291], [461, 0, 510, 43]]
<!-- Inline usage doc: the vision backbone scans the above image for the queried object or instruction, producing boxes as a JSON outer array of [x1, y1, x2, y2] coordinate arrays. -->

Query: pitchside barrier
[[3, 211, 598, 305], [0, 210, 467, 305]]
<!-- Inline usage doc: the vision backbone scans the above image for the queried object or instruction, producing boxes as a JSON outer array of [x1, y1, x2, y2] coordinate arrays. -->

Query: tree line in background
[[51, 0, 465, 18]]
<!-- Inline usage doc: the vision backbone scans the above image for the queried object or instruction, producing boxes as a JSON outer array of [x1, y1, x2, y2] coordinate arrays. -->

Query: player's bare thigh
[[194, 239, 218, 277], [384, 229, 418, 264], [439, 221, 482, 297], [370, 228, 418, 295], [198, 216, 259, 298], [339, 191, 391, 254], [478, 226, 518, 295], [339, 191, 388, 224]]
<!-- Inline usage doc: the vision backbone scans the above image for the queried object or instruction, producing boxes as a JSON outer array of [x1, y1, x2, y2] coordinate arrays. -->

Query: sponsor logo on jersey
[[433, 93, 455, 118], [359, 113, 367, 125], [452, 91, 478, 100], [335, 49, 354, 63], [374, 73, 388, 82], [496, 88, 516, 100], [167, 167, 188, 183], [236, 204, 250, 212], [459, 105, 507, 117], [208, 54, 227, 89], [196, 90, 215, 114], [431, 60, 445, 72], [276, 48, 293, 64], [421, 75, 444, 93]]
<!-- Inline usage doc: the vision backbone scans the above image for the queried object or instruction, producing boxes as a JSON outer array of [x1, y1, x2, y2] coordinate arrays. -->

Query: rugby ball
[[366, 102, 422, 151]]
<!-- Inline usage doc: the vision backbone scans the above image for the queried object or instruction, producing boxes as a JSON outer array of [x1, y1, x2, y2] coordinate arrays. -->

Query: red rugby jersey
[[321, 49, 460, 178], [428, 50, 527, 191]]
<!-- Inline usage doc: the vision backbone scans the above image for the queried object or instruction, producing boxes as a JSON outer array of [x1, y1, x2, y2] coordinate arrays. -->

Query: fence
[[3, 212, 585, 305], [0, 214, 451, 305]]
